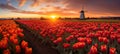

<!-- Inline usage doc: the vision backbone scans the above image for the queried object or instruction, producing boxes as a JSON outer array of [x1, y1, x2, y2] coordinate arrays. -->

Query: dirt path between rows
[[15, 21, 59, 54]]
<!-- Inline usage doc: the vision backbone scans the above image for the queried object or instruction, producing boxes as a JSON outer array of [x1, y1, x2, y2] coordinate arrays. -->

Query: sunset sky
[[0, 0, 120, 18]]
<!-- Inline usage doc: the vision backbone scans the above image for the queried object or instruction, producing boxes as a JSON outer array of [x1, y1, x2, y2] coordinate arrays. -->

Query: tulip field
[[1, 20, 120, 54], [0, 20, 32, 54]]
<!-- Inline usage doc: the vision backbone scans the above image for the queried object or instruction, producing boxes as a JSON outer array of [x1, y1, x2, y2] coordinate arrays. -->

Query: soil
[[16, 21, 59, 54]]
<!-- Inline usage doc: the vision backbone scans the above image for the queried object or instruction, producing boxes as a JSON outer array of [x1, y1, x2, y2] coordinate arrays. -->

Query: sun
[[51, 15, 56, 19]]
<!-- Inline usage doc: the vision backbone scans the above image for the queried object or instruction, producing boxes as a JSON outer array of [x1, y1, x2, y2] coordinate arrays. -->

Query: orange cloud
[[12, 8, 78, 18], [31, 0, 40, 7], [3, 0, 120, 18], [40, 6, 62, 12], [18, 0, 27, 7], [30, 0, 63, 7]]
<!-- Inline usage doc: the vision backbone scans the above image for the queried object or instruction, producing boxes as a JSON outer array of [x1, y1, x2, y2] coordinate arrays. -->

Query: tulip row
[[0, 20, 32, 54], [17, 20, 120, 54]]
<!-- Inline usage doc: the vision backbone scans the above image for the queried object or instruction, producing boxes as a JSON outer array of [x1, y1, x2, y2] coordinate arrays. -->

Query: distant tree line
[[0, 17, 120, 20]]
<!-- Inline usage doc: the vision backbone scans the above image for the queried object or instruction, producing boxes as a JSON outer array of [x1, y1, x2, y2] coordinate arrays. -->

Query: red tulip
[[18, 33, 24, 37], [21, 40, 28, 49], [63, 43, 70, 48], [75, 34, 79, 38], [116, 34, 120, 38], [77, 37, 86, 42], [25, 47, 32, 54], [89, 45, 98, 54], [86, 33, 94, 38], [53, 40, 58, 44], [110, 35, 116, 40], [103, 37, 109, 44], [94, 43, 98, 48], [3, 49, 10, 54], [3, 33, 10, 37], [98, 37, 103, 42], [8, 29, 14, 34], [117, 38, 120, 44], [2, 32, 7, 36], [86, 38, 92, 44], [41, 33, 47, 38], [13, 39, 18, 45], [101, 45, 107, 52], [1, 40, 8, 49], [3, 37, 8, 42], [117, 28, 120, 33], [53, 37, 62, 44], [103, 30, 110, 37], [95, 33, 100, 37], [16, 45, 21, 53], [0, 42, 2, 48], [17, 28, 23, 33], [12, 34, 17, 37], [72, 42, 85, 49], [10, 36, 15, 42], [66, 35, 74, 42], [109, 47, 116, 54], [56, 34, 61, 37], [57, 37, 62, 42]]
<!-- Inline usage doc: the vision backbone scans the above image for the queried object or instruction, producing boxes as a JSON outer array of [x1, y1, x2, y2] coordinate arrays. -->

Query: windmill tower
[[80, 6, 85, 19]]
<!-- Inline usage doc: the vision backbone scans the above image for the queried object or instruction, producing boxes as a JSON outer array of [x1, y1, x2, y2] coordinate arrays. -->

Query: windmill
[[80, 5, 86, 19]]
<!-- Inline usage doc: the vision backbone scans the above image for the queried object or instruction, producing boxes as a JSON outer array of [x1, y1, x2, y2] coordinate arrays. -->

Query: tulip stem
[[78, 49, 84, 54]]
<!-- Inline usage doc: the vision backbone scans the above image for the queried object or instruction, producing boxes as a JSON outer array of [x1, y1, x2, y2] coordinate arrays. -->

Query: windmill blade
[[79, 10, 87, 13], [84, 11, 88, 12]]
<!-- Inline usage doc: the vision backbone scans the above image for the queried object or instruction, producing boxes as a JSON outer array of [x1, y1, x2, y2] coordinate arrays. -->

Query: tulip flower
[[110, 35, 116, 40], [77, 37, 86, 42], [18, 33, 24, 37], [86, 38, 92, 44], [13, 39, 18, 45], [1, 40, 8, 49], [109, 47, 116, 54], [117, 38, 120, 44], [72, 42, 85, 49], [89, 45, 98, 54], [3, 49, 10, 54], [53, 37, 62, 44], [10, 36, 16, 42], [66, 35, 74, 42], [100, 45, 107, 52], [21, 40, 28, 49], [103, 37, 109, 44], [98, 37, 103, 42], [25, 47, 32, 54], [63, 43, 70, 48], [16, 45, 21, 53], [94, 43, 98, 48]]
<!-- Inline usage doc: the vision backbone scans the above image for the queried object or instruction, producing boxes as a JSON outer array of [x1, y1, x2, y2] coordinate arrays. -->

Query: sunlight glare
[[51, 15, 56, 19]]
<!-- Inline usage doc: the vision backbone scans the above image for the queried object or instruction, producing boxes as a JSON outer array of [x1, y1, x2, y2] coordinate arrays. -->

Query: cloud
[[30, 0, 40, 7], [0, 0, 77, 17], [18, 0, 27, 7], [12, 10, 45, 15], [12, 8, 78, 17], [40, 6, 63, 12], [0, 4, 18, 10], [64, 0, 120, 16], [30, 0, 63, 7], [7, 0, 12, 6], [1, 0, 120, 17]]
